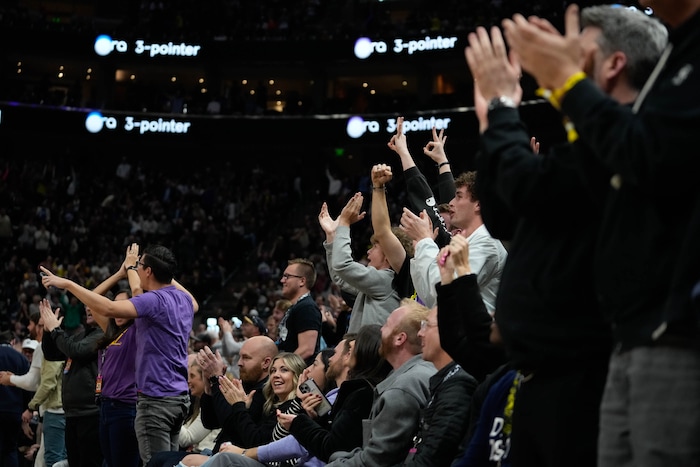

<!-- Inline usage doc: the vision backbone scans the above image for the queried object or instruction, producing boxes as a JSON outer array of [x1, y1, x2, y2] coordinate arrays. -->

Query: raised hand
[[371, 164, 393, 188], [387, 116, 410, 159], [338, 192, 366, 227], [423, 126, 448, 163]]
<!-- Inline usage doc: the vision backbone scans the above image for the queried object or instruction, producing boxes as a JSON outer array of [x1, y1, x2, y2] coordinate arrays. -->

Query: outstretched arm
[[370, 164, 407, 272], [40, 266, 138, 319]]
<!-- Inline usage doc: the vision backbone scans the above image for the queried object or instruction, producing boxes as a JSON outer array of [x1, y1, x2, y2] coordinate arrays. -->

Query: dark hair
[[29, 310, 41, 325], [349, 324, 392, 385], [318, 348, 337, 392], [141, 244, 177, 283], [454, 171, 478, 202], [97, 288, 134, 349]]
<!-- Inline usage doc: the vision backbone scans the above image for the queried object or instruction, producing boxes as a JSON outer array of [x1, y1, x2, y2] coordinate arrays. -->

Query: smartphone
[[298, 378, 332, 416]]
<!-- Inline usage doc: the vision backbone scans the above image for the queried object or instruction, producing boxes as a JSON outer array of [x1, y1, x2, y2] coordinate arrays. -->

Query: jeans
[[135, 393, 190, 465], [42, 411, 66, 467], [99, 398, 140, 467], [598, 345, 700, 467]]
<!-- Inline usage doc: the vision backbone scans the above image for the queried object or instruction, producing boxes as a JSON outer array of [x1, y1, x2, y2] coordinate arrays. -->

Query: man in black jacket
[[41, 304, 104, 467], [465, 5, 668, 467]]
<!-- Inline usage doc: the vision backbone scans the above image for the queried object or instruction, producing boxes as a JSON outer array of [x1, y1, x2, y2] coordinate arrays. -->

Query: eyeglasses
[[282, 273, 304, 280], [137, 260, 147, 269], [420, 320, 438, 331]]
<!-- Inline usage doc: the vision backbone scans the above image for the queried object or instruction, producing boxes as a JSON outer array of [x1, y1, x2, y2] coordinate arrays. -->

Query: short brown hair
[[454, 171, 478, 202], [288, 258, 317, 288]]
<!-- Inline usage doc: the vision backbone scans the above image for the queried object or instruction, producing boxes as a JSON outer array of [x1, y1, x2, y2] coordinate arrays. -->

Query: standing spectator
[[218, 317, 244, 379], [320, 192, 412, 333], [88, 252, 142, 467], [501, 2, 700, 465], [0, 330, 31, 467], [463, 5, 668, 465], [41, 301, 104, 467], [40, 243, 199, 465], [277, 259, 322, 365], [27, 304, 66, 467], [400, 170, 507, 314]]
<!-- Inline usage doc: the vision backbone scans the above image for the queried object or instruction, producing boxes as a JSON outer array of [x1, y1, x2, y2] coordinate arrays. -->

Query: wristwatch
[[487, 96, 517, 111]]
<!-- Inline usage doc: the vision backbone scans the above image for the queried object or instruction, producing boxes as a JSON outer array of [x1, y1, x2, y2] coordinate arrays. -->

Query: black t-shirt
[[277, 293, 322, 365]]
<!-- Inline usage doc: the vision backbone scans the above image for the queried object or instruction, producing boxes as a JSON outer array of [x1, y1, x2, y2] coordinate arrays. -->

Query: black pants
[[66, 414, 103, 467], [509, 358, 609, 467]]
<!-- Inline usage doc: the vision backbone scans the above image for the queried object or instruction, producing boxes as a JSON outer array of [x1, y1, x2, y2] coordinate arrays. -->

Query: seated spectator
[[405, 305, 478, 465], [179, 356, 222, 454], [325, 299, 436, 466], [179, 352, 307, 466]]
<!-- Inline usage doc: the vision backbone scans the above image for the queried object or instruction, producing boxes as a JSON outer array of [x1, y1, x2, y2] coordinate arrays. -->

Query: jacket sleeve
[[330, 227, 396, 300], [223, 402, 276, 448], [10, 364, 41, 392], [410, 239, 441, 308], [324, 238, 359, 298], [327, 386, 423, 467], [45, 328, 103, 361], [404, 167, 452, 248], [436, 275, 506, 382], [28, 360, 62, 411], [290, 389, 371, 462]]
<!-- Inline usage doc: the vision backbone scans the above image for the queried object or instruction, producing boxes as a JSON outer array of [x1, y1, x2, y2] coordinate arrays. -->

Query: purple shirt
[[130, 286, 193, 396], [98, 325, 138, 403]]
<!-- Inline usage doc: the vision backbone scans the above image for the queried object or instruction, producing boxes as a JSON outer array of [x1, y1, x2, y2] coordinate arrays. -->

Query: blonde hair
[[262, 352, 306, 414], [396, 298, 429, 354]]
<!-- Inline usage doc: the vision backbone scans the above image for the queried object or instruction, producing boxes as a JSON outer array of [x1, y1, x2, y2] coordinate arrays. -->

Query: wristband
[[127, 265, 138, 271], [536, 71, 586, 110], [437, 161, 450, 169], [241, 449, 247, 457], [372, 186, 386, 191]]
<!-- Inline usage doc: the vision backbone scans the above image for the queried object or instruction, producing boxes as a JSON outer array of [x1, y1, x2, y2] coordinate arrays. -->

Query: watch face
[[488, 96, 516, 111]]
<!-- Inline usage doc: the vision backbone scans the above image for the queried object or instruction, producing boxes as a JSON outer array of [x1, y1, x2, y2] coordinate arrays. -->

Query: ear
[[395, 331, 407, 346], [603, 51, 628, 89]]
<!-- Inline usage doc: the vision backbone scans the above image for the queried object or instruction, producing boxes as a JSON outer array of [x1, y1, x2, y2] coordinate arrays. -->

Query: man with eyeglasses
[[40, 243, 199, 465], [277, 258, 322, 366], [403, 307, 478, 466]]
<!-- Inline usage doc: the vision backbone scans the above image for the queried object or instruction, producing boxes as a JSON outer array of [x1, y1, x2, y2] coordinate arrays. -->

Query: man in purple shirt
[[41, 243, 199, 465]]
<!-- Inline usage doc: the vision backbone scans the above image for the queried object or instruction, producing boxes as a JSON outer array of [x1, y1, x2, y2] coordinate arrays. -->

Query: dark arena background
[[0, 0, 644, 317]]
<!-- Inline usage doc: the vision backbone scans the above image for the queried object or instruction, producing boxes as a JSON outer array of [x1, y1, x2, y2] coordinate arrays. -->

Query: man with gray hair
[[465, 4, 668, 466]]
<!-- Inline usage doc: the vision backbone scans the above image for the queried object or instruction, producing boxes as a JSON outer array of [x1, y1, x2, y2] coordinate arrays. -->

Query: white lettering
[[124, 116, 191, 134], [386, 117, 451, 133]]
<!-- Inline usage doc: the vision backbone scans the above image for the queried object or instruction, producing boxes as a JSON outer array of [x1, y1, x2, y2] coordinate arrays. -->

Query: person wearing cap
[[21, 338, 39, 364], [242, 316, 267, 337]]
